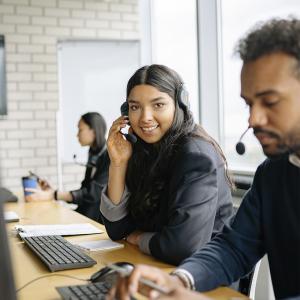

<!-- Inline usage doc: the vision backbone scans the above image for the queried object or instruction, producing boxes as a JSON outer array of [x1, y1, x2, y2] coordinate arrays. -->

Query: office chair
[[238, 259, 261, 298]]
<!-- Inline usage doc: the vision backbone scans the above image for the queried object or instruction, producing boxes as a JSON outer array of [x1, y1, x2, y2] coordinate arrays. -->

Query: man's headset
[[119, 83, 189, 144]]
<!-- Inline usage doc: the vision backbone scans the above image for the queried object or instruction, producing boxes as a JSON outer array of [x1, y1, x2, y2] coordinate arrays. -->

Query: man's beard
[[284, 132, 300, 156], [254, 127, 300, 159], [262, 143, 289, 160]]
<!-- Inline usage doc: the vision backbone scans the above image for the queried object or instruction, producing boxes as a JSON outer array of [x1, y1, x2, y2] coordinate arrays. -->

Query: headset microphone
[[73, 154, 94, 168], [73, 154, 87, 167], [73, 145, 106, 167], [235, 127, 250, 155]]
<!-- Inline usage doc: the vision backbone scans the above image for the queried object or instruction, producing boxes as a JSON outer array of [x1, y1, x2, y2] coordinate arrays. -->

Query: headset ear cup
[[177, 84, 189, 110], [120, 102, 129, 116]]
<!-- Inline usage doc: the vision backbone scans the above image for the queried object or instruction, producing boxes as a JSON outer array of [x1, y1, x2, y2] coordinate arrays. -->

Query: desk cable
[[16, 274, 90, 293]]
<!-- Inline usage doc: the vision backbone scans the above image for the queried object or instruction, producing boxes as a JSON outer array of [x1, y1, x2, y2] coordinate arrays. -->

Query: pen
[[106, 263, 171, 295]]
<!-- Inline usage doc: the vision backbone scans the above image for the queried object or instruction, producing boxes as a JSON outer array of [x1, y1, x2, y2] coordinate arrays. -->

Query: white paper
[[15, 223, 103, 238], [4, 211, 19, 222], [74, 239, 124, 252]]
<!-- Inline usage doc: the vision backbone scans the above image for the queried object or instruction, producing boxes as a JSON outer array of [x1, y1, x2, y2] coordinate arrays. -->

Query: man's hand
[[156, 286, 211, 300], [107, 264, 184, 300]]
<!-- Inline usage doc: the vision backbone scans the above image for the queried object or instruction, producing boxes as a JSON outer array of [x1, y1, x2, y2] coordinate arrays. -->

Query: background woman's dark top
[[100, 137, 233, 265], [71, 149, 109, 222]]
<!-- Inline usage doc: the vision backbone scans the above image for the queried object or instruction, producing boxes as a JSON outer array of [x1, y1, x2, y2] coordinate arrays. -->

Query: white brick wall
[[0, 0, 139, 192]]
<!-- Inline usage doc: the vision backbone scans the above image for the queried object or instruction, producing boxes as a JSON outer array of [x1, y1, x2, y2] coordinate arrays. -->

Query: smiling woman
[[100, 64, 234, 265]]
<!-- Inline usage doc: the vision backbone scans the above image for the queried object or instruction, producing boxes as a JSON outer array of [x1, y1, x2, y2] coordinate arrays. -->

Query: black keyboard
[[23, 235, 96, 272], [57, 281, 112, 300], [57, 281, 137, 300]]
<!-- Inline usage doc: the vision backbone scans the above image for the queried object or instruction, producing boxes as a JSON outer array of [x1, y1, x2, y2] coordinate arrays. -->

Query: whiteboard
[[57, 40, 140, 163]]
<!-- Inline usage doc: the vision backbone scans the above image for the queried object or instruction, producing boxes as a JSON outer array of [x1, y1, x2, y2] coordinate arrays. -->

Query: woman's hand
[[107, 116, 133, 203], [126, 230, 144, 246], [107, 116, 133, 167], [25, 188, 54, 202], [38, 179, 52, 191]]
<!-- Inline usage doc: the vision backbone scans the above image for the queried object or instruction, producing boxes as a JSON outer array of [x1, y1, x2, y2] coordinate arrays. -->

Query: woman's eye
[[265, 99, 280, 107], [154, 103, 164, 108], [129, 105, 139, 111]]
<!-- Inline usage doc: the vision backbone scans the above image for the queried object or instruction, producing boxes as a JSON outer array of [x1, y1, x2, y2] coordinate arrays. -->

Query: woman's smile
[[140, 124, 159, 133]]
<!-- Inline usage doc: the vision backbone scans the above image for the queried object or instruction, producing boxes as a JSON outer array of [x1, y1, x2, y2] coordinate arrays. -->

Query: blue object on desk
[[22, 176, 37, 196]]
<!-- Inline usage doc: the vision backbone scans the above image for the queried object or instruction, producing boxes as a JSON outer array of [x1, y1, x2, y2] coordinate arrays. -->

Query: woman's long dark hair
[[126, 65, 232, 222], [81, 112, 107, 154]]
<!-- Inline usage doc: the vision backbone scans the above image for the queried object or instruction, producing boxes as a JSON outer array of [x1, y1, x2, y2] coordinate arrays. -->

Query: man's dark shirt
[[180, 154, 300, 299]]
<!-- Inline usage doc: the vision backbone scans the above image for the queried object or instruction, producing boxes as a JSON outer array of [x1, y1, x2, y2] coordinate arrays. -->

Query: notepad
[[4, 211, 20, 223], [15, 223, 103, 238], [74, 239, 124, 252]]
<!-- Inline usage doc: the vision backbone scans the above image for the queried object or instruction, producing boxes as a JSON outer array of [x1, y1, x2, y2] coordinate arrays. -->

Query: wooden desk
[[5, 201, 248, 300]]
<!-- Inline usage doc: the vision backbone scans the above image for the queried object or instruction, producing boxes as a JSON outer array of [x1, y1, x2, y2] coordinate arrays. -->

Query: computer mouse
[[90, 262, 134, 283]]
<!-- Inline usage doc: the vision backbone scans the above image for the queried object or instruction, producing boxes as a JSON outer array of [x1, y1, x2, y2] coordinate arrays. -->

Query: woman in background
[[26, 112, 109, 222], [100, 65, 233, 265]]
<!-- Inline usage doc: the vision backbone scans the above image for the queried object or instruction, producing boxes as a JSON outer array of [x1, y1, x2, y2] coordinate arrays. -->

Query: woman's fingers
[[25, 191, 40, 202], [25, 188, 39, 193], [25, 189, 54, 202], [108, 118, 131, 147], [107, 116, 133, 165], [39, 180, 51, 190], [128, 126, 134, 134], [109, 117, 129, 135]]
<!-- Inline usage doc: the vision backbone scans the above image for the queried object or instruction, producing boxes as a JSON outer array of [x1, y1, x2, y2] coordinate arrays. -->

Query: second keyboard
[[23, 235, 97, 272]]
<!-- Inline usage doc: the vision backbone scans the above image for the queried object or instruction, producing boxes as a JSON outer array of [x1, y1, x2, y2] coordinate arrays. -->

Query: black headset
[[176, 83, 189, 110], [119, 102, 137, 143], [120, 101, 130, 116]]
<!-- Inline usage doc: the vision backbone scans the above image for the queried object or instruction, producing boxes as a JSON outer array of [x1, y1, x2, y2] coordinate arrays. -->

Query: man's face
[[241, 52, 300, 158]]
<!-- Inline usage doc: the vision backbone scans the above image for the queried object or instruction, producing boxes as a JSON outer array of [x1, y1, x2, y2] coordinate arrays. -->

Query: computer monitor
[[0, 199, 17, 300], [0, 35, 7, 115]]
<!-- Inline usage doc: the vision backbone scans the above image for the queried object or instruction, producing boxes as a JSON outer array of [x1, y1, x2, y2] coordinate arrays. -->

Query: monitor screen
[[0, 199, 17, 300], [0, 35, 7, 115]]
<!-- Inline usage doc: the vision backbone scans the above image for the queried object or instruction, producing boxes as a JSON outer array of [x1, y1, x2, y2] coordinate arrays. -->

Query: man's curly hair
[[235, 17, 300, 75]]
